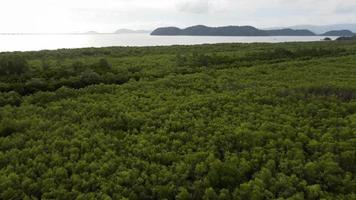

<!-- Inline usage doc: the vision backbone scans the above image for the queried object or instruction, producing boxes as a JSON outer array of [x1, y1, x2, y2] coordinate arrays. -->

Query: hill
[[265, 28, 315, 36], [321, 30, 355, 37], [151, 25, 268, 36], [151, 25, 316, 36], [287, 24, 356, 34]]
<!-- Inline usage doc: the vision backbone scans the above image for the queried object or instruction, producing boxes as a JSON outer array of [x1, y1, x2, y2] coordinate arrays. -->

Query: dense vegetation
[[337, 36, 356, 41], [0, 40, 356, 199]]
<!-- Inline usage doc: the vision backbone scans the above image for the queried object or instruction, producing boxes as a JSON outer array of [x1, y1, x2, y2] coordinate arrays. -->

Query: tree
[[79, 70, 101, 86], [98, 58, 111, 69], [176, 187, 190, 200], [203, 188, 218, 200], [0, 55, 29, 75], [218, 189, 231, 200]]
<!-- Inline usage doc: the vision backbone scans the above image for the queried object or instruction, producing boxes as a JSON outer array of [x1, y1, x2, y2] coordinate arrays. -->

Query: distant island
[[114, 29, 150, 34], [265, 29, 315, 36], [83, 29, 151, 34], [85, 31, 99, 34], [151, 25, 356, 37], [152, 25, 270, 36], [321, 30, 355, 37], [283, 24, 356, 34]]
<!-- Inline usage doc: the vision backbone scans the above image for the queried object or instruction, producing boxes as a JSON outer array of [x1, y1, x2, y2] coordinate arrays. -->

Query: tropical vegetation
[[0, 40, 356, 199]]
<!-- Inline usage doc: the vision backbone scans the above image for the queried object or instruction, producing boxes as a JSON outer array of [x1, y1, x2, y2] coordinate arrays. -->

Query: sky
[[0, 0, 356, 33]]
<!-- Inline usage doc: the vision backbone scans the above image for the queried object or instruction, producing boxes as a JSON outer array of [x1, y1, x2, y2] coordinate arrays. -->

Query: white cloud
[[0, 0, 355, 32], [176, 0, 211, 14]]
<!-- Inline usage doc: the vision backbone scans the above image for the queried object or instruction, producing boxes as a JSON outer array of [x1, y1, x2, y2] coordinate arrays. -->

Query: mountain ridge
[[321, 30, 355, 37], [151, 25, 355, 37], [287, 24, 356, 34]]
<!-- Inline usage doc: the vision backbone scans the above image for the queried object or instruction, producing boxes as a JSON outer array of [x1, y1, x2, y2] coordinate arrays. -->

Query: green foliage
[[176, 187, 190, 200], [0, 91, 22, 106], [0, 55, 29, 76], [0, 41, 356, 199]]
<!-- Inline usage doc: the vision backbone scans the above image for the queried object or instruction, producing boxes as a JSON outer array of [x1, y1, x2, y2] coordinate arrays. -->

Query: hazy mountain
[[114, 29, 150, 34], [85, 31, 99, 34], [266, 28, 315, 36], [321, 30, 355, 37], [285, 24, 356, 34], [151, 25, 316, 36]]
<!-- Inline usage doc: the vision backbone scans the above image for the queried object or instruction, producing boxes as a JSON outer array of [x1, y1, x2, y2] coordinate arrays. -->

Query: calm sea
[[0, 34, 336, 52]]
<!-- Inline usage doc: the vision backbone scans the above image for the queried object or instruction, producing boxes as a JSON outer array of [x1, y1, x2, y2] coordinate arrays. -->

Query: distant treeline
[[0, 46, 351, 98]]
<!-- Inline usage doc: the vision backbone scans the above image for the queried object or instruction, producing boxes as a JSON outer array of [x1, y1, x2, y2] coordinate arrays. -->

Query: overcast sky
[[1, 0, 356, 33]]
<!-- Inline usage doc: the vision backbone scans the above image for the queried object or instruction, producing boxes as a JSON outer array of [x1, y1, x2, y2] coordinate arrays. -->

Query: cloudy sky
[[1, 0, 356, 33]]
